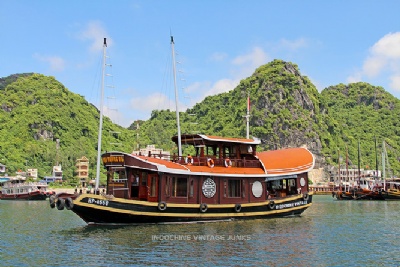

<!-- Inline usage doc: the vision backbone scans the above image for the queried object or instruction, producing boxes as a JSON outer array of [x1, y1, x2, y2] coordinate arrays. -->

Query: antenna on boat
[[244, 93, 251, 139], [171, 35, 182, 157], [358, 139, 361, 186], [374, 136, 378, 180], [382, 140, 386, 190], [94, 37, 107, 193]]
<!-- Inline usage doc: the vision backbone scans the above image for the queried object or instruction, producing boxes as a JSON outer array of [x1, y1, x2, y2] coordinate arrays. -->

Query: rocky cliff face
[[242, 60, 326, 168]]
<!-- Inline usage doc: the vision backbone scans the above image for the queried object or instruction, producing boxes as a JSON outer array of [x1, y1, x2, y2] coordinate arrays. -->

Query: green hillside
[[0, 73, 137, 185], [2, 59, 400, 184], [320, 82, 400, 174], [137, 60, 400, 176]]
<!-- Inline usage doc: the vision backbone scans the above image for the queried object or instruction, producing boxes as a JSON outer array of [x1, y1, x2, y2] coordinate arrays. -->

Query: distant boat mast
[[171, 35, 182, 157], [95, 37, 107, 192], [245, 93, 250, 139]]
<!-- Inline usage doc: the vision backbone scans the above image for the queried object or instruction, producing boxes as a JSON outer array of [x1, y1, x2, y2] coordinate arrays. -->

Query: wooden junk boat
[[53, 134, 315, 225]]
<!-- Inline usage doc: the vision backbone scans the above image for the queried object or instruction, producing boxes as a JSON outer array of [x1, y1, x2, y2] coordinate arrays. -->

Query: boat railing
[[143, 154, 262, 168]]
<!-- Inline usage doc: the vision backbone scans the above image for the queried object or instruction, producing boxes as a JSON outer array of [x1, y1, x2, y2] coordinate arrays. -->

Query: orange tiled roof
[[257, 147, 314, 174]]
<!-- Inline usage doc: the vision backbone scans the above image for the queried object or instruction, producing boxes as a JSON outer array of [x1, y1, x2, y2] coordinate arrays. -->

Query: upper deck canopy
[[172, 134, 261, 146]]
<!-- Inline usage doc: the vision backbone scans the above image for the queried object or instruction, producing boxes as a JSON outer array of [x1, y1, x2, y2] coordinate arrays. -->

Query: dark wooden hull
[[385, 189, 400, 200], [64, 193, 313, 225], [333, 190, 386, 200], [0, 191, 48, 200]]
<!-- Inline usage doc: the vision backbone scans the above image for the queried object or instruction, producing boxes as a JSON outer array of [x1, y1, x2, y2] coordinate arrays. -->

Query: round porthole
[[252, 181, 263, 198]]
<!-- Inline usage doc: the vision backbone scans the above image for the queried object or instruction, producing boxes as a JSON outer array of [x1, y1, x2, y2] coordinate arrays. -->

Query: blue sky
[[1, 0, 400, 127]]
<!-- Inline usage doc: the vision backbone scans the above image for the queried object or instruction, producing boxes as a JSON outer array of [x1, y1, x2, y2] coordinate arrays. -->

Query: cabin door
[[147, 174, 159, 202]]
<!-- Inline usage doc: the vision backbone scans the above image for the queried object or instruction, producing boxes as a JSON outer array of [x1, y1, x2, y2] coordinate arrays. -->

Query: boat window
[[242, 179, 246, 198], [150, 176, 156, 197], [189, 179, 194, 197], [131, 172, 139, 185], [110, 168, 127, 182], [172, 177, 187, 197], [228, 179, 241, 198], [272, 180, 281, 189], [141, 172, 147, 186], [165, 177, 170, 196]]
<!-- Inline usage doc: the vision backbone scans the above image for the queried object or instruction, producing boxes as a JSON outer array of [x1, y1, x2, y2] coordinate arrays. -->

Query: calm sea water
[[0, 196, 399, 267]]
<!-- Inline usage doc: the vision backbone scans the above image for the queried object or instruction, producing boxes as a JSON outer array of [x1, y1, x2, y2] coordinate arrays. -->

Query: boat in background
[[385, 179, 400, 199], [0, 177, 55, 200]]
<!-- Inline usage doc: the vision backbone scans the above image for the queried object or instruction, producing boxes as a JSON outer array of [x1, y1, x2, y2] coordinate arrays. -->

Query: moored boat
[[55, 134, 315, 224], [0, 179, 55, 200], [385, 180, 400, 200]]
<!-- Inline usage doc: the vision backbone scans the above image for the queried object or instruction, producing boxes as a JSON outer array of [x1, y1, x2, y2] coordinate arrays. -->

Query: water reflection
[[1, 196, 400, 266]]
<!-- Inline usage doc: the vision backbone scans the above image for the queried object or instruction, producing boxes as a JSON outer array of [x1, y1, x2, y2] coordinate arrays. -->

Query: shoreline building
[[75, 156, 89, 187]]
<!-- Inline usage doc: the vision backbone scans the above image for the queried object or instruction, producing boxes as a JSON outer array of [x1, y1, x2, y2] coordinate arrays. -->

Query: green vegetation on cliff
[[0, 73, 136, 185], [2, 59, 400, 184]]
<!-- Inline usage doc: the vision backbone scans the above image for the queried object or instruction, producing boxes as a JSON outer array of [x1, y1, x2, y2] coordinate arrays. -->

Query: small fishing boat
[[384, 180, 400, 200], [0, 178, 55, 200]]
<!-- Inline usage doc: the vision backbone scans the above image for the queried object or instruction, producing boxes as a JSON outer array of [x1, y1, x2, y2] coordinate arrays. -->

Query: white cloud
[[184, 47, 270, 105], [232, 46, 268, 68], [347, 71, 362, 84], [78, 21, 112, 53], [347, 32, 400, 91], [370, 32, 400, 58], [363, 56, 387, 77], [204, 78, 240, 96], [129, 92, 187, 115], [390, 75, 400, 92], [33, 53, 65, 72], [231, 46, 270, 81]]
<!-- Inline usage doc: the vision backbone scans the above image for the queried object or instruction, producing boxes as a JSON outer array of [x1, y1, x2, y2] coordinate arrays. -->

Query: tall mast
[[246, 93, 250, 139], [171, 35, 182, 157], [357, 139, 361, 185], [338, 149, 341, 186], [382, 141, 386, 190], [374, 136, 378, 180], [345, 145, 349, 191], [95, 37, 107, 192]]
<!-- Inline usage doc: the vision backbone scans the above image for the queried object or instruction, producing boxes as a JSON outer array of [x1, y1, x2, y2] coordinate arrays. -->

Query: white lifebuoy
[[207, 158, 214, 168], [185, 156, 193, 165], [224, 158, 232, 168]]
